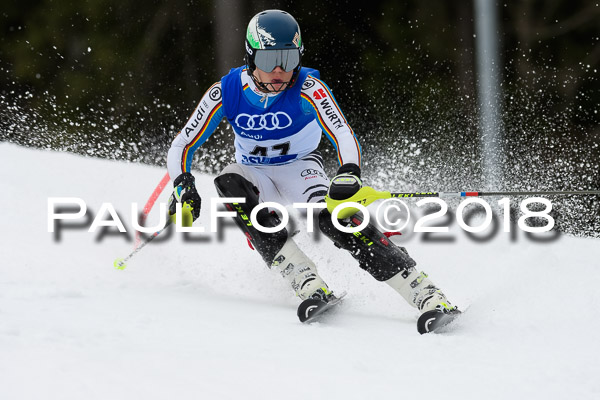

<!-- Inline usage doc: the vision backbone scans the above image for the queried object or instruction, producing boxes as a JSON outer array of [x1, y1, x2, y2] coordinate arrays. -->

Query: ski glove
[[168, 172, 201, 226], [328, 163, 362, 200]]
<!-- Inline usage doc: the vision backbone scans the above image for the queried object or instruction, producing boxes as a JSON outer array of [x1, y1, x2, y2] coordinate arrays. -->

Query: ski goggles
[[253, 48, 301, 72]]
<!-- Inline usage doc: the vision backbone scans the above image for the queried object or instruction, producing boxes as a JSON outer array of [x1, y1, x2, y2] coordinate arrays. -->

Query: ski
[[297, 292, 346, 323], [417, 308, 462, 334]]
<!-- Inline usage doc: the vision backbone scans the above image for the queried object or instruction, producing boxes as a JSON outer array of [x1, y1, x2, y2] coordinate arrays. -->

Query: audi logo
[[235, 112, 293, 131], [301, 168, 323, 177]]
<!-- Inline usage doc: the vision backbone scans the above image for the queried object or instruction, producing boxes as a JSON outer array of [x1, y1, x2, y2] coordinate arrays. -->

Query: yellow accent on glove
[[169, 202, 195, 227]]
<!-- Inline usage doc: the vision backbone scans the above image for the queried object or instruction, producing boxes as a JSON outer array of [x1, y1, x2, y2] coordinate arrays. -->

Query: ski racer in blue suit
[[167, 9, 458, 320]]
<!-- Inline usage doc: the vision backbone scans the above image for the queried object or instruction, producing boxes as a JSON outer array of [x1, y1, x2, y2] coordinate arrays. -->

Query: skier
[[166, 9, 459, 329]]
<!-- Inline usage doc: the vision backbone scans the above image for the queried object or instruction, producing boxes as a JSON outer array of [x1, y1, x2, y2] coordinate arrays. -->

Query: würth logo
[[313, 89, 327, 100]]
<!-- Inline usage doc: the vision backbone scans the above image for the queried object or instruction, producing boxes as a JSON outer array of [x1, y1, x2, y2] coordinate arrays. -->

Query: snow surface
[[1, 142, 599, 399]]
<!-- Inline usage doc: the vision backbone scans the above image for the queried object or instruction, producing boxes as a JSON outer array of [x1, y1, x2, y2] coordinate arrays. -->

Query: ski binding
[[297, 291, 346, 323], [417, 308, 462, 334]]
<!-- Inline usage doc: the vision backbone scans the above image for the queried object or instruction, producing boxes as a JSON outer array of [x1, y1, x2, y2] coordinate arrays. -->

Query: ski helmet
[[245, 10, 304, 92]]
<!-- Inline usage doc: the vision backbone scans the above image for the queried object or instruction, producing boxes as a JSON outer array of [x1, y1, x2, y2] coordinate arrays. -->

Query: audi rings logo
[[301, 168, 325, 178], [235, 112, 293, 131]]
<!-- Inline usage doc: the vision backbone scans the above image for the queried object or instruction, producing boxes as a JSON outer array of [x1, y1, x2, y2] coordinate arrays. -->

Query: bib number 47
[[249, 142, 290, 156]]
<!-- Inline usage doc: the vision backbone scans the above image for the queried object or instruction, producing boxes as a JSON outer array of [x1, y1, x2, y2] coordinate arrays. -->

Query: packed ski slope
[[1, 143, 599, 399]]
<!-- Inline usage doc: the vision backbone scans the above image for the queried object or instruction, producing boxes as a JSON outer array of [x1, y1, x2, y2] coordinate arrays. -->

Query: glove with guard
[[168, 172, 201, 227], [327, 163, 362, 200]]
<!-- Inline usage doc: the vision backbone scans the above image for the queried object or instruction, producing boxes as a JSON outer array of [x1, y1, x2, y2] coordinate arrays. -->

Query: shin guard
[[214, 173, 287, 264], [319, 209, 452, 312], [318, 210, 417, 281], [215, 173, 330, 299]]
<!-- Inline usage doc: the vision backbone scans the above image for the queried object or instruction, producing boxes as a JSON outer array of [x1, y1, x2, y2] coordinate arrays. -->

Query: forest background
[[1, 0, 598, 234]]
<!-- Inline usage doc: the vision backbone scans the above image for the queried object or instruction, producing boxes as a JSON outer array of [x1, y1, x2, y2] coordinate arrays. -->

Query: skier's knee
[[214, 171, 260, 202], [216, 164, 261, 190]]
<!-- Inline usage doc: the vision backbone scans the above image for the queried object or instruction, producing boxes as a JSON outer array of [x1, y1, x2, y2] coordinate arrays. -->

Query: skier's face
[[254, 66, 293, 92]]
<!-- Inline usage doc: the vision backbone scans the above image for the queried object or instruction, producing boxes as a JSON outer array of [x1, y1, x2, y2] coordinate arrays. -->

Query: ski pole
[[326, 187, 600, 219], [113, 220, 171, 270], [113, 202, 197, 269], [389, 190, 600, 198]]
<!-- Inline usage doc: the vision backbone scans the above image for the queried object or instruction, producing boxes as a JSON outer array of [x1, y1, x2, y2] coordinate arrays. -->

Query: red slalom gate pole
[[134, 172, 171, 247]]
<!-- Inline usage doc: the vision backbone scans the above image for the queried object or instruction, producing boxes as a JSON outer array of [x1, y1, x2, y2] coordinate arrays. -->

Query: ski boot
[[386, 270, 460, 333], [270, 239, 346, 323], [270, 238, 331, 300], [412, 277, 460, 333]]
